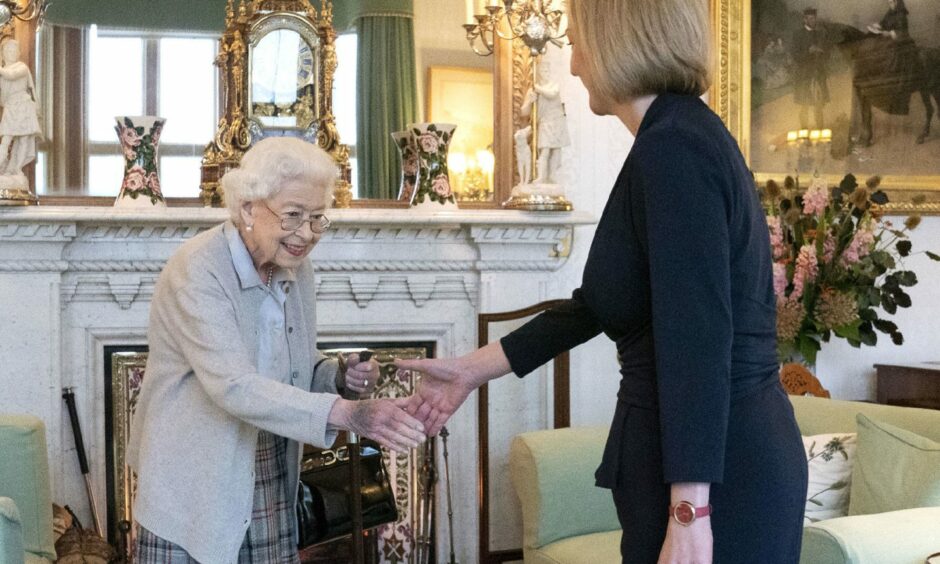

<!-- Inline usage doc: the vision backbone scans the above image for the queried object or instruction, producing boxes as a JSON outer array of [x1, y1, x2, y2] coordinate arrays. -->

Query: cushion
[[802, 507, 940, 564], [802, 433, 856, 524], [527, 530, 622, 564], [848, 414, 940, 516]]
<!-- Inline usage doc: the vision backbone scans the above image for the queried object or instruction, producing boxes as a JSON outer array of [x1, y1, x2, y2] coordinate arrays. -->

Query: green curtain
[[356, 14, 417, 199], [43, 0, 362, 32]]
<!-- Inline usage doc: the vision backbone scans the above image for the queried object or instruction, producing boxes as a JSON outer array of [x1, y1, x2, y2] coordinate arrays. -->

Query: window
[[38, 27, 218, 198], [334, 32, 358, 196]]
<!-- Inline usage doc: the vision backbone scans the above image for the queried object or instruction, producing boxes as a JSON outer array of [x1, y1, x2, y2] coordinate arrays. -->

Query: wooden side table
[[874, 362, 940, 410]]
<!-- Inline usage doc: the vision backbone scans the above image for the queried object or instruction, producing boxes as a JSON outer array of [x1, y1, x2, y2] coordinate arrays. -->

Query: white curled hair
[[221, 137, 338, 224]]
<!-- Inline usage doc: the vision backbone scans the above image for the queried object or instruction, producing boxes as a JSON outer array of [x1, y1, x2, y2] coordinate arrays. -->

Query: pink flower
[[122, 165, 146, 193], [802, 177, 829, 216], [822, 233, 836, 263], [122, 144, 138, 162], [431, 174, 452, 197], [772, 262, 788, 298], [120, 125, 141, 148], [841, 218, 876, 266], [146, 171, 162, 196], [417, 133, 440, 153], [403, 154, 418, 176], [767, 216, 785, 260], [791, 244, 818, 300]]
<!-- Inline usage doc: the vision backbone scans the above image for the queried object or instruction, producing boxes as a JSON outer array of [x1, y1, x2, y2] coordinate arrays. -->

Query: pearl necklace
[[265, 265, 275, 288]]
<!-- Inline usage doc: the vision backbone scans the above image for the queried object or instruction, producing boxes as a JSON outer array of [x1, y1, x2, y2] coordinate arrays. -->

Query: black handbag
[[296, 439, 399, 548]]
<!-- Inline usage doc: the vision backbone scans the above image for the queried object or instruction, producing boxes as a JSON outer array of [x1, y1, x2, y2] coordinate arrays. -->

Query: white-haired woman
[[127, 137, 426, 564], [399, 1, 806, 562]]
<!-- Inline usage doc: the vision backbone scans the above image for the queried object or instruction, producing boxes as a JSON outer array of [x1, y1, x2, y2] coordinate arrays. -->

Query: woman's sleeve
[[157, 274, 339, 447], [633, 129, 733, 484], [499, 288, 603, 377]]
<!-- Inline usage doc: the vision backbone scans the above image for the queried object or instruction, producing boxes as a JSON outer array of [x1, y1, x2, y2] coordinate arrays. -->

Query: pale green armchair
[[0, 414, 56, 564], [509, 396, 940, 564]]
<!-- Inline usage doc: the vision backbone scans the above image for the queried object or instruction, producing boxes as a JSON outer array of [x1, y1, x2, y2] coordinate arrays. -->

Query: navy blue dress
[[501, 94, 807, 563]]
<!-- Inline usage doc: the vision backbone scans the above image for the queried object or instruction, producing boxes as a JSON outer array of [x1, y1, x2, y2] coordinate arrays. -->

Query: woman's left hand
[[657, 519, 713, 564], [343, 352, 380, 396]]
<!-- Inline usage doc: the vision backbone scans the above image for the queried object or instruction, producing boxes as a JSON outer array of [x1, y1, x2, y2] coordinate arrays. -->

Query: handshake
[[332, 343, 506, 453]]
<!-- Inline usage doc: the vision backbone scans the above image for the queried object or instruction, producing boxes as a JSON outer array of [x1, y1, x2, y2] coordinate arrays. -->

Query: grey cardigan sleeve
[[156, 270, 339, 448]]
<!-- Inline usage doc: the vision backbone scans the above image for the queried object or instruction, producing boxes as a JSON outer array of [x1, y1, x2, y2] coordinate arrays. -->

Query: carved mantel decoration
[[200, 0, 350, 207]]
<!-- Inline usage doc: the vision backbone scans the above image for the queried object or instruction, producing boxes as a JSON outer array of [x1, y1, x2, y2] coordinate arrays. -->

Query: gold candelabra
[[463, 0, 572, 211]]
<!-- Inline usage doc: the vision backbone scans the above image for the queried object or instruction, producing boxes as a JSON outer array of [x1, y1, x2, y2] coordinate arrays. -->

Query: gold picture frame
[[709, 0, 940, 215]]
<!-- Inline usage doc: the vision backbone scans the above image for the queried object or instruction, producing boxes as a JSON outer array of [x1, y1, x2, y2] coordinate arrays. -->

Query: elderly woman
[[399, 1, 807, 562], [127, 137, 425, 564]]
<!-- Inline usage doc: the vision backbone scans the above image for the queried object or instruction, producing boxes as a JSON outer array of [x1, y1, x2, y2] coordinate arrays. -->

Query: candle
[[787, 131, 798, 143], [798, 129, 810, 139], [809, 129, 821, 141], [821, 129, 832, 140]]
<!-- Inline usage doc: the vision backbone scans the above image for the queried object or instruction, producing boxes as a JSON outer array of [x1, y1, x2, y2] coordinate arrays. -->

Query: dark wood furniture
[[874, 362, 940, 411]]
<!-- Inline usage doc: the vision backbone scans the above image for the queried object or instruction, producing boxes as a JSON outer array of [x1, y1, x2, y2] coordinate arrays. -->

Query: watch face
[[674, 503, 694, 525]]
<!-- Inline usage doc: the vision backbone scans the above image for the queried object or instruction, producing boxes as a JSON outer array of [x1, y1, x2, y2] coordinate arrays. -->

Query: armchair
[[0, 414, 56, 564]]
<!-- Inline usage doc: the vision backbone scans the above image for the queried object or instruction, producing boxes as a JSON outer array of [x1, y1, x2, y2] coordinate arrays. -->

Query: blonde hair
[[566, 0, 710, 101], [221, 137, 338, 224]]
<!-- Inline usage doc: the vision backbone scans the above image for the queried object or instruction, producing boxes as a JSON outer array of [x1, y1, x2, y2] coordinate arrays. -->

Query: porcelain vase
[[114, 116, 166, 208], [408, 122, 458, 209], [391, 130, 419, 204]]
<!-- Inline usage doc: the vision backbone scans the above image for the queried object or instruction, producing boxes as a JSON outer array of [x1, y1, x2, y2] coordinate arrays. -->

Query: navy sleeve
[[500, 288, 603, 377], [631, 129, 733, 484]]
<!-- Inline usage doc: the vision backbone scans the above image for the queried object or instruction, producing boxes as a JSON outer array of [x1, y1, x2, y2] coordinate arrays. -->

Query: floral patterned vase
[[391, 130, 419, 204], [114, 116, 166, 207], [408, 122, 458, 209]]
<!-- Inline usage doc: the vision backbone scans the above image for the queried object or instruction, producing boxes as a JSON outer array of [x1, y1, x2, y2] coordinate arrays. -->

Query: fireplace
[[104, 342, 438, 563]]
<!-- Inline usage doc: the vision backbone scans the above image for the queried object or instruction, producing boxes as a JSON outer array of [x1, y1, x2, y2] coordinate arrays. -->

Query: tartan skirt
[[134, 430, 300, 564]]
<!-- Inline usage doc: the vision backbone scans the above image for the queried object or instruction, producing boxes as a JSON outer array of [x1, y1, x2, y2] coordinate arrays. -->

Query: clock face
[[674, 503, 694, 525]]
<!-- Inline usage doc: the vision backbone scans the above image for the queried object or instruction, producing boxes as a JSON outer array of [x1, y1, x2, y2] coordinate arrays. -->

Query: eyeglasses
[[262, 202, 332, 233]]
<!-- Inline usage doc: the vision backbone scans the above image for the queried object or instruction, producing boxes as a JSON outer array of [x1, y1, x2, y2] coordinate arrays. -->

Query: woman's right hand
[[328, 397, 426, 453]]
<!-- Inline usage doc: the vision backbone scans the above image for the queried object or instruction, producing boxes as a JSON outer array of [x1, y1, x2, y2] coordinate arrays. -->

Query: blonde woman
[[400, 1, 807, 562]]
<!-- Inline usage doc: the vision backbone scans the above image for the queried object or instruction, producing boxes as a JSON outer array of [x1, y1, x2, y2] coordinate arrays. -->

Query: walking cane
[[62, 387, 104, 537], [346, 350, 373, 564]]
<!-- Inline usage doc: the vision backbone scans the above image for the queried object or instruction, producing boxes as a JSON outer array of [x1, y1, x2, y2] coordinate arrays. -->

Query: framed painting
[[710, 0, 940, 214]]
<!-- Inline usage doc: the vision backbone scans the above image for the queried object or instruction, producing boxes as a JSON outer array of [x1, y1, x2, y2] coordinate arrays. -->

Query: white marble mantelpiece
[[0, 204, 594, 562]]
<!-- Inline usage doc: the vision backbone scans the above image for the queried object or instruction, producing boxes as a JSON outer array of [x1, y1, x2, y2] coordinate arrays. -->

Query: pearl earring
[[246, 224, 253, 232]]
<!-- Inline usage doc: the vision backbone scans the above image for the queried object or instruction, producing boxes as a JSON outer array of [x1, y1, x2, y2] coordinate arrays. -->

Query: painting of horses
[[749, 0, 940, 179]]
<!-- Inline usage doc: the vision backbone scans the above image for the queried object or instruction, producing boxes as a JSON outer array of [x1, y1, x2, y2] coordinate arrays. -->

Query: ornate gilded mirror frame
[[200, 0, 349, 206], [709, 0, 940, 215]]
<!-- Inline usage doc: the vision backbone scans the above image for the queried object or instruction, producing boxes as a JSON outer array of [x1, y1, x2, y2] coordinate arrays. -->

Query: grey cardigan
[[126, 222, 340, 564]]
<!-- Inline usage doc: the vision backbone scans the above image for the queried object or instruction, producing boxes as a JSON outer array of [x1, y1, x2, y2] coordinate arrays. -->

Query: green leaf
[[859, 308, 877, 321], [872, 319, 898, 334], [870, 190, 889, 205], [927, 251, 940, 261], [839, 174, 858, 193], [834, 322, 861, 341], [896, 271, 917, 286], [895, 291, 912, 308], [881, 294, 897, 315], [896, 240, 912, 257], [891, 331, 904, 345], [859, 322, 877, 346], [798, 335, 820, 365]]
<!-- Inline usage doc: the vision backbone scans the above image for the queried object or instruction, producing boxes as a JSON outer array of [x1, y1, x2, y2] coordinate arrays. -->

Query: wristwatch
[[669, 501, 712, 526]]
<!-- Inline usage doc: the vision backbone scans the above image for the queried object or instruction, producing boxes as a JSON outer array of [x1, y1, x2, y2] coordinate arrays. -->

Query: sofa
[[509, 396, 940, 564], [0, 414, 57, 564]]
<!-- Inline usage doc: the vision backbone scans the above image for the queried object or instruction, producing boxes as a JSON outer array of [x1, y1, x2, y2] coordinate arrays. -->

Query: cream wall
[[550, 44, 940, 428]]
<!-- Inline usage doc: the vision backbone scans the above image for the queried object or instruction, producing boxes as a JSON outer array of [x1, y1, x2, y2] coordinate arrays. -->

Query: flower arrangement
[[760, 173, 939, 365]]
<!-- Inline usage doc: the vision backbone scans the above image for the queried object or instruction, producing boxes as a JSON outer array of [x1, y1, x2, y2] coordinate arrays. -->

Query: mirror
[[34, 0, 510, 206], [249, 27, 318, 130]]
